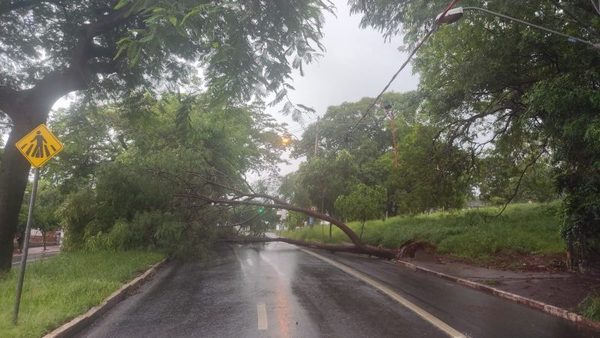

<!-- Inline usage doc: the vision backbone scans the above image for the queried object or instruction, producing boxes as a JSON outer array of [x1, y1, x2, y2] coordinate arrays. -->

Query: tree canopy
[[0, 0, 334, 272], [38, 92, 285, 256], [350, 0, 600, 269]]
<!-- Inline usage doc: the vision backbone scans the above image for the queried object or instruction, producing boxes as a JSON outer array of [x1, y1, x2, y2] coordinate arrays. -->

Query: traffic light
[[258, 206, 265, 214]]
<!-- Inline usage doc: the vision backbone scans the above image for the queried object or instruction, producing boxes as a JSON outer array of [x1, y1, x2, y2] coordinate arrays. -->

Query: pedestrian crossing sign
[[15, 124, 63, 168]]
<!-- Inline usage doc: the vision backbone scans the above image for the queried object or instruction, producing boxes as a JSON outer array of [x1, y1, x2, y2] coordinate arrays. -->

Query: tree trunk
[[359, 221, 365, 240], [42, 230, 47, 251], [223, 237, 397, 260], [0, 122, 35, 272], [183, 192, 365, 247], [0, 93, 51, 273]]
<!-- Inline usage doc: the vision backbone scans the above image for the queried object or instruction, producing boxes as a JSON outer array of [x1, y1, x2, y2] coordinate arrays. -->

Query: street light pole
[[438, 7, 600, 50]]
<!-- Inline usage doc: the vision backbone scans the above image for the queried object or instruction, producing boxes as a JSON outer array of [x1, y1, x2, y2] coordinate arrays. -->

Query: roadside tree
[[351, 0, 600, 268], [0, 0, 333, 271], [335, 183, 386, 239]]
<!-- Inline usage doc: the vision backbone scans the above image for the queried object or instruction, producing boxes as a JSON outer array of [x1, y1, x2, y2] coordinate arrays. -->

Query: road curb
[[43, 258, 167, 338], [392, 259, 600, 330]]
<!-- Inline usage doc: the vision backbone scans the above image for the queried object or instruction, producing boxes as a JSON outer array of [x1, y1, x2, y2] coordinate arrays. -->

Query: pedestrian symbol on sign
[[15, 124, 63, 168], [13, 123, 63, 325], [21, 130, 57, 158]]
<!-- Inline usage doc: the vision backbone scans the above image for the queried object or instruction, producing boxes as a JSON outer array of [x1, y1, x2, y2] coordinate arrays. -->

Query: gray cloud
[[276, 0, 419, 126], [271, 0, 420, 176]]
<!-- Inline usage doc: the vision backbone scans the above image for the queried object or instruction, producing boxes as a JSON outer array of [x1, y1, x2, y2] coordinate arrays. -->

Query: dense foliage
[[0, 0, 334, 271], [283, 202, 566, 263], [30, 93, 285, 257], [280, 91, 556, 230], [349, 0, 600, 269]]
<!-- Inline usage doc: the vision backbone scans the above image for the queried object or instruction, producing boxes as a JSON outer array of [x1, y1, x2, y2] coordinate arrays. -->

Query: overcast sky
[[275, 1, 419, 120], [270, 0, 420, 176]]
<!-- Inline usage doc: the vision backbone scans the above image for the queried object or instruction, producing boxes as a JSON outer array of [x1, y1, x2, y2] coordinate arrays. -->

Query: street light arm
[[462, 6, 599, 49]]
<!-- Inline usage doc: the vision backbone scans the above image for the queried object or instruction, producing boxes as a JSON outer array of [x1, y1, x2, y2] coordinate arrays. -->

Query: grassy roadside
[[282, 202, 565, 264], [0, 250, 164, 338], [580, 295, 600, 321]]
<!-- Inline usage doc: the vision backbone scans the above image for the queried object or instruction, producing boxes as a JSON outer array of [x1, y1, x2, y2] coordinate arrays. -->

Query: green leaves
[[335, 183, 386, 222], [1, 0, 333, 106], [352, 0, 600, 265], [44, 90, 287, 255], [114, 0, 131, 10]]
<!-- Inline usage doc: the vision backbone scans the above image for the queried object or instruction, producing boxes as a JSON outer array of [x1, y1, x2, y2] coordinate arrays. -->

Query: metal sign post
[[12, 124, 63, 325], [13, 168, 40, 325]]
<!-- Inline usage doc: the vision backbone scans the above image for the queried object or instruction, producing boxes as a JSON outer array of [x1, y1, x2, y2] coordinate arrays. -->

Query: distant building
[[27, 229, 59, 247]]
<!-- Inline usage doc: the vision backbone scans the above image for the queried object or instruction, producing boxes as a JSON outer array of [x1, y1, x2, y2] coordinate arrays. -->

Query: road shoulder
[[43, 258, 167, 338], [312, 249, 600, 331]]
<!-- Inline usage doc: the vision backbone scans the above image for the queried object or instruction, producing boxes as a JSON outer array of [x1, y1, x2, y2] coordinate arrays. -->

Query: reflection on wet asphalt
[[77, 242, 597, 338]]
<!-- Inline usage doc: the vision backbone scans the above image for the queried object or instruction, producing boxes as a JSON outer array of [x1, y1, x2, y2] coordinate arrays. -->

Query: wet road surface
[[12, 245, 60, 265], [77, 242, 598, 337]]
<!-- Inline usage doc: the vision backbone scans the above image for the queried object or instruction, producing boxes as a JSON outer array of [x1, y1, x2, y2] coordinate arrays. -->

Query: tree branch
[[88, 45, 117, 59], [88, 61, 118, 74], [0, 86, 19, 115], [6, 3, 136, 123], [0, 0, 48, 16], [221, 237, 397, 260], [179, 189, 364, 247], [495, 142, 549, 217], [84, 5, 135, 39]]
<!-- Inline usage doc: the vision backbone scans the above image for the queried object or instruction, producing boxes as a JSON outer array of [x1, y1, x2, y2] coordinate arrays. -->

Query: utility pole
[[314, 116, 320, 157]]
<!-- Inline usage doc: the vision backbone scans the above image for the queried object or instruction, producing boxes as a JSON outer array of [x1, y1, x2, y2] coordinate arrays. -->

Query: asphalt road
[[77, 242, 597, 338], [11, 245, 60, 265]]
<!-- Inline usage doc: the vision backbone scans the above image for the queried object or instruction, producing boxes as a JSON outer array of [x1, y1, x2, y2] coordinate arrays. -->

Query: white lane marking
[[301, 249, 466, 338], [259, 252, 287, 279], [257, 303, 268, 330], [232, 248, 248, 278]]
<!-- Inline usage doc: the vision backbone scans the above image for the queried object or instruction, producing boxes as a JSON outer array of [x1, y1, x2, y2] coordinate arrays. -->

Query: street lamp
[[281, 133, 292, 147], [437, 6, 600, 50]]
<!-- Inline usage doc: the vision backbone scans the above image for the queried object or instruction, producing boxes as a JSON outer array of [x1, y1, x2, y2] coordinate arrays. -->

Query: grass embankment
[[580, 295, 600, 321], [0, 250, 163, 338], [282, 202, 565, 263]]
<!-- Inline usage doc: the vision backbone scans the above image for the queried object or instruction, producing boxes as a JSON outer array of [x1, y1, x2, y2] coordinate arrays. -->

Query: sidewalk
[[397, 255, 600, 312], [12, 245, 61, 265]]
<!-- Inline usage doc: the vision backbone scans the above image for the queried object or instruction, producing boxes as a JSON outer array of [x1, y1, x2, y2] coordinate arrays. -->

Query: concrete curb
[[43, 258, 167, 338], [392, 259, 600, 330]]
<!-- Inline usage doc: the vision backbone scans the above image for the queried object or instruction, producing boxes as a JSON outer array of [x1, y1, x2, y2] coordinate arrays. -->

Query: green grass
[[580, 295, 600, 321], [0, 250, 164, 338], [282, 202, 565, 262]]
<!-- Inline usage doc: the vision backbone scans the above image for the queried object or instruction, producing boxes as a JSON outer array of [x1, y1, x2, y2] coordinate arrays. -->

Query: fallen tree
[[178, 175, 399, 260], [221, 236, 397, 260]]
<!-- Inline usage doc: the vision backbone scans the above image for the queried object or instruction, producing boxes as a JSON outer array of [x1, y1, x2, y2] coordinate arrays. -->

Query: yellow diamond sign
[[16, 124, 63, 168]]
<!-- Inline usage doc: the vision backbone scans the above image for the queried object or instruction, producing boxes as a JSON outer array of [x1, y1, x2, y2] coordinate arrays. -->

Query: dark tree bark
[[180, 175, 365, 246], [184, 192, 365, 247], [222, 237, 397, 260], [0, 121, 33, 272], [41, 230, 47, 250], [0, 85, 67, 271], [0, 80, 61, 271], [0, 4, 134, 273]]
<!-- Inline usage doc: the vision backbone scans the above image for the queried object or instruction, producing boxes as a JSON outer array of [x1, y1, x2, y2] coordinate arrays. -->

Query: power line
[[339, 0, 462, 144], [284, 0, 461, 147]]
